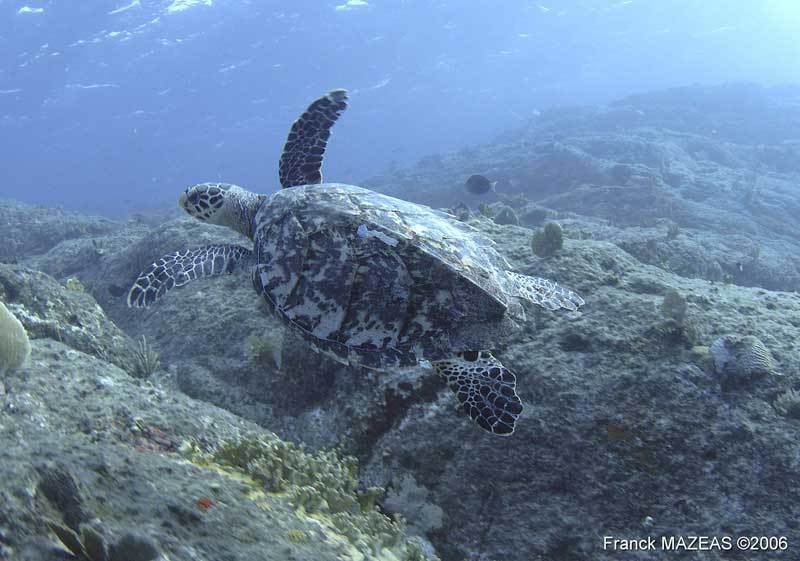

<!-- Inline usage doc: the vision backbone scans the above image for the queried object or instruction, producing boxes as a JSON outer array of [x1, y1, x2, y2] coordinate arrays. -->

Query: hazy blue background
[[1, 0, 799, 214]]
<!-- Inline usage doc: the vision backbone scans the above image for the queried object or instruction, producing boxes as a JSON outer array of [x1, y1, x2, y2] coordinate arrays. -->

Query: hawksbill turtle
[[127, 90, 585, 436]]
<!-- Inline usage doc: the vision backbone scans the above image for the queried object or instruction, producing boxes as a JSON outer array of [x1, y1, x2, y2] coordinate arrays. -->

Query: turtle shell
[[251, 183, 522, 368]]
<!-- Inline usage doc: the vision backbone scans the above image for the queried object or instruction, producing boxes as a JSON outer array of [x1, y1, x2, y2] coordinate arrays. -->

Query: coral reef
[[0, 199, 117, 264], [530, 221, 564, 257], [710, 334, 777, 387], [0, 264, 138, 373], [773, 388, 800, 419], [660, 288, 687, 325], [492, 205, 519, 226], [5, 84, 800, 561], [1, 333, 436, 561], [192, 435, 429, 559], [519, 206, 549, 227]]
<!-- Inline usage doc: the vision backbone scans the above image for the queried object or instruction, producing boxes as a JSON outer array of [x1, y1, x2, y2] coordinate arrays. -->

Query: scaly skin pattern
[[251, 183, 525, 369], [128, 244, 253, 308], [433, 351, 523, 436], [279, 89, 349, 189]]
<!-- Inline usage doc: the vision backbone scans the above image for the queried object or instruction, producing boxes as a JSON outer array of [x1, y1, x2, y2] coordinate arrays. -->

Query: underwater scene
[[2, 1, 800, 560]]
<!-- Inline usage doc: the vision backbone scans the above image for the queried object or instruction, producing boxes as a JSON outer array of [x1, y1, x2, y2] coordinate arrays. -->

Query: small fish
[[464, 174, 497, 195]]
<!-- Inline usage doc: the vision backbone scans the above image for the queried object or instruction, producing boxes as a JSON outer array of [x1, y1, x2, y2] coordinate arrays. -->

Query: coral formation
[[131, 335, 161, 377], [660, 288, 687, 325], [64, 277, 87, 292], [0, 300, 31, 376], [773, 389, 800, 419], [519, 206, 549, 227], [246, 332, 283, 369], [710, 334, 776, 386], [477, 203, 494, 218], [0, 264, 138, 373], [531, 221, 564, 257], [194, 435, 430, 559], [492, 205, 519, 226]]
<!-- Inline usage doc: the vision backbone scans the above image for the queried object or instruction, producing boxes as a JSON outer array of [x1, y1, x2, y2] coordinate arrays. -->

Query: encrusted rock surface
[[0, 264, 137, 374], [1, 339, 432, 561], [0, 200, 118, 264], [367, 83, 800, 292]]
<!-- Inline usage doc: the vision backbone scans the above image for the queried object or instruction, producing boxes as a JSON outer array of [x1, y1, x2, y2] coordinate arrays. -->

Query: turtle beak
[[178, 191, 189, 209]]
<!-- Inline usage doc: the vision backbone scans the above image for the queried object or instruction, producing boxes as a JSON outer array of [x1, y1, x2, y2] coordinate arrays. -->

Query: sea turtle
[[127, 90, 585, 436]]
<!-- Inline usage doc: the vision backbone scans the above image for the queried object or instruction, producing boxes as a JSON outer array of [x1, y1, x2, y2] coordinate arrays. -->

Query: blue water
[[1, 0, 798, 214]]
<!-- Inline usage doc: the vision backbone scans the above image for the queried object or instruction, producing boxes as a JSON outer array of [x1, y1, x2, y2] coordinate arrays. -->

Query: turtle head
[[179, 182, 263, 239]]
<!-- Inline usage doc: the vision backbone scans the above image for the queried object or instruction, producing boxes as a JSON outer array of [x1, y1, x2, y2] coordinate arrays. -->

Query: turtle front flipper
[[432, 352, 523, 436], [505, 271, 585, 311], [127, 244, 253, 308], [279, 89, 348, 189]]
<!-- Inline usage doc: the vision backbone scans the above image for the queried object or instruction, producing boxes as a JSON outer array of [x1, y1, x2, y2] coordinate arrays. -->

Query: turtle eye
[[188, 192, 200, 205]]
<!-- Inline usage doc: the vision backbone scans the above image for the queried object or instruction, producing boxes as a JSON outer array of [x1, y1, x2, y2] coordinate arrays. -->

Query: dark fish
[[464, 174, 497, 195]]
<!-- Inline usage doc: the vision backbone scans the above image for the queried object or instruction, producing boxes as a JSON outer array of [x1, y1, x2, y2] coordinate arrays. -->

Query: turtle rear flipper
[[127, 244, 253, 308], [505, 271, 584, 311], [432, 352, 523, 436], [279, 89, 348, 189]]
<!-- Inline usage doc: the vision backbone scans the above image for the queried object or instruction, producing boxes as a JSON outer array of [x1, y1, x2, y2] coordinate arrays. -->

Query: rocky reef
[[0, 263, 432, 561], [2, 83, 800, 560], [370, 83, 800, 293]]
